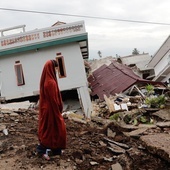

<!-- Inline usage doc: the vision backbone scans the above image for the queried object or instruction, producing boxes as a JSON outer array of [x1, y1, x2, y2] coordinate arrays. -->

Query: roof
[[120, 53, 151, 70], [51, 21, 66, 27], [88, 61, 164, 99]]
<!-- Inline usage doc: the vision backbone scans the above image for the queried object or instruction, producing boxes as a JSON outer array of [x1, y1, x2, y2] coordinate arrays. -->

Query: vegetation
[[144, 84, 166, 108], [132, 48, 140, 55]]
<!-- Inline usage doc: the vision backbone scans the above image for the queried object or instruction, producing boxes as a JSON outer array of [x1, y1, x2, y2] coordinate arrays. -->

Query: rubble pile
[[0, 101, 170, 169]]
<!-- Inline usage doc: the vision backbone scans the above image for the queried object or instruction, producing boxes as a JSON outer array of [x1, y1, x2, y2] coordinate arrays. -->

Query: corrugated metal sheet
[[88, 61, 164, 100]]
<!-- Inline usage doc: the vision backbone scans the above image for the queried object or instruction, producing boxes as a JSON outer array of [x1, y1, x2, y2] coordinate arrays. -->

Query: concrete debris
[[2, 129, 8, 135], [104, 137, 130, 149], [107, 128, 116, 138], [0, 84, 170, 169], [111, 162, 123, 170], [152, 109, 170, 121], [0, 101, 31, 111], [140, 134, 170, 162], [0, 125, 6, 131], [156, 121, 170, 128], [107, 144, 126, 154], [123, 128, 148, 138], [90, 161, 99, 165]]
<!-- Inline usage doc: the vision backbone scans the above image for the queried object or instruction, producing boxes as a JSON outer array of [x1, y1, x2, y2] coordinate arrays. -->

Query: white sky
[[1, 0, 170, 59]]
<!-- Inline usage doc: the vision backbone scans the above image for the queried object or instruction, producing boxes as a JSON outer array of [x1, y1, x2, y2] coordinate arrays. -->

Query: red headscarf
[[38, 60, 66, 149]]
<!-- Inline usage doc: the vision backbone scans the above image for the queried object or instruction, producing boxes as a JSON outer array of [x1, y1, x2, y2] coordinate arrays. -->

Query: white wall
[[0, 42, 87, 99], [154, 52, 170, 76]]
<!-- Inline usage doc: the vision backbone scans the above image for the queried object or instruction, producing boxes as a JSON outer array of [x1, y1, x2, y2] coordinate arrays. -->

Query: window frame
[[56, 53, 66, 78], [14, 63, 25, 86]]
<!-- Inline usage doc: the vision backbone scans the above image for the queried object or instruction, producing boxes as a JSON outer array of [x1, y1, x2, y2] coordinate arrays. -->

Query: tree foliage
[[132, 48, 140, 55]]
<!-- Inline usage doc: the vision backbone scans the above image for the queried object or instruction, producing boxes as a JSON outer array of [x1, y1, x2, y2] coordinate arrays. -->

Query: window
[[14, 61, 25, 86], [56, 53, 66, 78]]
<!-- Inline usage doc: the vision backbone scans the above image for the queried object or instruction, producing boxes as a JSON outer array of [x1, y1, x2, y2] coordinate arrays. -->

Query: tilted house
[[147, 35, 170, 83], [0, 21, 92, 117]]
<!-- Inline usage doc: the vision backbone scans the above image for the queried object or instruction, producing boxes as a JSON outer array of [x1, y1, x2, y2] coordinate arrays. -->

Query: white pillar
[[77, 86, 92, 118]]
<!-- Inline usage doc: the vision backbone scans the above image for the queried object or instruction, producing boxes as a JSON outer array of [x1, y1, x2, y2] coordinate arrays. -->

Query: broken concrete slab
[[156, 121, 170, 128], [152, 109, 170, 121], [104, 137, 130, 149], [108, 145, 125, 154], [0, 101, 31, 111], [123, 128, 148, 138], [140, 133, 170, 162], [118, 121, 156, 131]]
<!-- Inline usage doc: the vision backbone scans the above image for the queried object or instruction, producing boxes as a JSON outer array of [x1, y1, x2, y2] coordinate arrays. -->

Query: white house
[[0, 21, 92, 118], [147, 35, 170, 83]]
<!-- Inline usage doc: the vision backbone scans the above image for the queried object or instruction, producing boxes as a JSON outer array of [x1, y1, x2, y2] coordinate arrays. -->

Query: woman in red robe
[[37, 60, 66, 159]]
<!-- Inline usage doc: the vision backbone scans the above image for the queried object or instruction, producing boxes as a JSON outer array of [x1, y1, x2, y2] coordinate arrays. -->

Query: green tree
[[132, 48, 140, 55]]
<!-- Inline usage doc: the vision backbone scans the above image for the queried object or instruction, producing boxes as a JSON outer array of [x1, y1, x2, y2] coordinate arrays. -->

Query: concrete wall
[[0, 42, 87, 99], [154, 52, 170, 76]]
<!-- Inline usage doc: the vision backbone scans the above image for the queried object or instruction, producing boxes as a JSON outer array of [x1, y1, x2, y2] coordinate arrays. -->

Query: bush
[[145, 95, 166, 108]]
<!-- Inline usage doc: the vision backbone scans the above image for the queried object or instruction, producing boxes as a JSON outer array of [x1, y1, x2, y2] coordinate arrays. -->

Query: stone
[[107, 128, 116, 138], [156, 121, 170, 128], [10, 113, 19, 117], [152, 109, 170, 121], [140, 133, 170, 162], [99, 140, 107, 147], [104, 137, 130, 149], [90, 161, 98, 165], [0, 124, 6, 131], [111, 162, 123, 170], [123, 128, 148, 137], [108, 143, 125, 154]]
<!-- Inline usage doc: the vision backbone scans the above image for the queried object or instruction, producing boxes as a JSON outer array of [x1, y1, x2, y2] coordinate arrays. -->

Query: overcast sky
[[1, 0, 170, 59]]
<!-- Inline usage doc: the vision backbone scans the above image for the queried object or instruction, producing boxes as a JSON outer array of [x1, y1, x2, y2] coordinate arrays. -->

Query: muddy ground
[[0, 108, 170, 170]]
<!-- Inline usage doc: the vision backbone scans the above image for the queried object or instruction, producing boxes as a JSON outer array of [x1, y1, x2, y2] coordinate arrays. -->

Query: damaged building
[[88, 60, 165, 100], [0, 21, 92, 117]]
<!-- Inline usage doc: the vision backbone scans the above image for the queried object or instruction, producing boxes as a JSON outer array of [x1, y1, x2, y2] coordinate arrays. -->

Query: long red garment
[[38, 60, 66, 149]]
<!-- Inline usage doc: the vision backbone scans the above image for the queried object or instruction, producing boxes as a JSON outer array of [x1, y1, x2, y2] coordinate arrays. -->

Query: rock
[[152, 109, 170, 121], [140, 133, 170, 162], [123, 128, 148, 138], [118, 122, 139, 131], [108, 143, 126, 154], [2, 129, 8, 135], [0, 124, 6, 131], [111, 162, 123, 170], [156, 121, 170, 128], [104, 137, 130, 149], [99, 140, 107, 147], [90, 161, 98, 165], [107, 128, 116, 138], [103, 157, 114, 162], [10, 113, 19, 117]]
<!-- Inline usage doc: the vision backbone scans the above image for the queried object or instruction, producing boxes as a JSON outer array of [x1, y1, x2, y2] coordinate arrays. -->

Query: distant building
[[119, 53, 153, 79]]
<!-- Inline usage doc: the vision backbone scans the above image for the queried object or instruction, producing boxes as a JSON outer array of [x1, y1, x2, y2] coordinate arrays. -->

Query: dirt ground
[[0, 108, 170, 170]]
